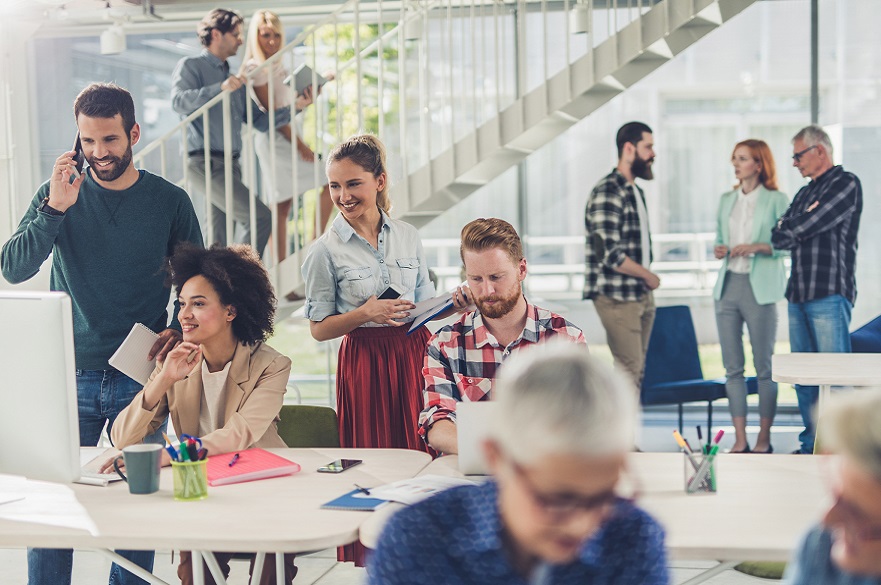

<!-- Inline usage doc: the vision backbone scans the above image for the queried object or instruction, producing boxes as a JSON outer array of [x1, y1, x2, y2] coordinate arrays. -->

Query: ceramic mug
[[113, 444, 162, 495]]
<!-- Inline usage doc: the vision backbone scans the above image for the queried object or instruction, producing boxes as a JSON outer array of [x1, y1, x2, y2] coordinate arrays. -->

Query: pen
[[197, 448, 208, 461], [354, 483, 371, 495], [696, 425, 703, 450], [673, 430, 703, 473], [161, 432, 179, 461], [228, 453, 240, 467], [179, 441, 191, 462]]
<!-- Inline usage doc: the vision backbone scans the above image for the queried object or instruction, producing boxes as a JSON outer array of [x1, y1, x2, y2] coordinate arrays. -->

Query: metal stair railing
[[132, 0, 745, 300]]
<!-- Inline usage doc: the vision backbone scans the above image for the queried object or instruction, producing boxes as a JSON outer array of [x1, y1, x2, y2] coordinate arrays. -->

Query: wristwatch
[[37, 197, 65, 216]]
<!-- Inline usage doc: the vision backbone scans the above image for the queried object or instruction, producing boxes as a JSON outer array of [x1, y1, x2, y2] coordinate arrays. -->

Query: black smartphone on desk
[[317, 459, 363, 473]]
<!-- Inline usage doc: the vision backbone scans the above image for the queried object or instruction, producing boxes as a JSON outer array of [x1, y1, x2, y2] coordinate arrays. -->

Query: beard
[[88, 143, 133, 182], [474, 283, 522, 319], [631, 153, 654, 180]]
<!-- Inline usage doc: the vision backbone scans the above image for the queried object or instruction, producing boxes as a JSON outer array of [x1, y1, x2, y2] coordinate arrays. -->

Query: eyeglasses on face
[[792, 145, 818, 162], [508, 459, 623, 520]]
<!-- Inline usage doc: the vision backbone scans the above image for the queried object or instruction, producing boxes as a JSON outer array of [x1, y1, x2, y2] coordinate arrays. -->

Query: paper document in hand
[[352, 474, 477, 505], [407, 294, 454, 334], [108, 323, 159, 386]]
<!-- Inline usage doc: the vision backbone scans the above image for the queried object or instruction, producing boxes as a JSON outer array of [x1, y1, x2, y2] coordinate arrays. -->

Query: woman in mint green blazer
[[713, 139, 789, 454]]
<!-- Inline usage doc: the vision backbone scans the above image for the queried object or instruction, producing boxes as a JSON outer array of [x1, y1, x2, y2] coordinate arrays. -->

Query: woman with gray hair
[[367, 342, 669, 585], [784, 392, 881, 584]]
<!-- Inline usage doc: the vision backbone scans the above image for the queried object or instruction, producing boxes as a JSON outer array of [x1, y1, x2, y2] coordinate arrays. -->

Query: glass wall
[[421, 0, 881, 329]]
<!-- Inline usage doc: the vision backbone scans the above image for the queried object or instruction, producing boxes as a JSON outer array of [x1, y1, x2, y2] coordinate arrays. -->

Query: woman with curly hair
[[109, 242, 296, 585]]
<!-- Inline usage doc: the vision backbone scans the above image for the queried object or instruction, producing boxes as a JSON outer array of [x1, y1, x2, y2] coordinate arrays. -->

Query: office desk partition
[[360, 453, 828, 583], [0, 448, 431, 585]]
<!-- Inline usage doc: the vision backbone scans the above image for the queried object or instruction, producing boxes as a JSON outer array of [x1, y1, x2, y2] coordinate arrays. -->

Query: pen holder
[[172, 459, 209, 501], [684, 452, 717, 494]]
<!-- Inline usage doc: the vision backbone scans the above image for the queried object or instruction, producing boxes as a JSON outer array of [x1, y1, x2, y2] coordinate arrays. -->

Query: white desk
[[772, 352, 881, 414], [1, 448, 431, 585], [360, 453, 828, 582]]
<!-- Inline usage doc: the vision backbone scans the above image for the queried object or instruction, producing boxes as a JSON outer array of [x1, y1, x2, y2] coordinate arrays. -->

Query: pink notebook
[[206, 448, 301, 486]]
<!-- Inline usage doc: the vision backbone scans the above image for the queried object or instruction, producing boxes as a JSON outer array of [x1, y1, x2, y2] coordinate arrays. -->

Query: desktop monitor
[[0, 291, 80, 483]]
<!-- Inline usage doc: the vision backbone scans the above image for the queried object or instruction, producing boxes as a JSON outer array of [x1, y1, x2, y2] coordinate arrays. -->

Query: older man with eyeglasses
[[368, 343, 668, 585], [784, 392, 881, 584], [771, 125, 862, 455]]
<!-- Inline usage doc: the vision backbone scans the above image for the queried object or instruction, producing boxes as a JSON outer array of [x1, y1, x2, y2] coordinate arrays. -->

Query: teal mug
[[114, 444, 162, 495]]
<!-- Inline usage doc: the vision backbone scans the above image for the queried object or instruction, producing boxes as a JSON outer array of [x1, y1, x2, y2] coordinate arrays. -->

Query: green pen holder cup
[[684, 452, 717, 494], [171, 459, 209, 501]]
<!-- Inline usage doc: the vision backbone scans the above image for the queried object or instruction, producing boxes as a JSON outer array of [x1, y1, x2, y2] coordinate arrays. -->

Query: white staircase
[[397, 0, 756, 227]]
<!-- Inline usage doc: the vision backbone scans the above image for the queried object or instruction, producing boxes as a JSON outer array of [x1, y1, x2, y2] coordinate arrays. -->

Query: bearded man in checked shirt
[[419, 218, 586, 455], [584, 121, 661, 394]]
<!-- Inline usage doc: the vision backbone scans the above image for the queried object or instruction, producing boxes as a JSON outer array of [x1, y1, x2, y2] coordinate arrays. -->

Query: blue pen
[[161, 432, 180, 461]]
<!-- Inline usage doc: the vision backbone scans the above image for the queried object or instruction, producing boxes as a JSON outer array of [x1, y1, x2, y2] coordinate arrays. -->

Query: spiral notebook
[[108, 323, 159, 386], [206, 448, 301, 486]]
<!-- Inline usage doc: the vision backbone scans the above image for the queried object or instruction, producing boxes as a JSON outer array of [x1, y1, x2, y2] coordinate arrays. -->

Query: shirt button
[[467, 378, 474, 383], [380, 259, 384, 263]]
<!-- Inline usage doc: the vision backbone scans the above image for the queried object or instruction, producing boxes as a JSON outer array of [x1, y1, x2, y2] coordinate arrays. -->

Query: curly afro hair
[[167, 243, 276, 345]]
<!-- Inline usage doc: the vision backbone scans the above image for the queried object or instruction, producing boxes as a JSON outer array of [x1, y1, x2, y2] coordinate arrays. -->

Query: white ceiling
[[5, 0, 358, 33]]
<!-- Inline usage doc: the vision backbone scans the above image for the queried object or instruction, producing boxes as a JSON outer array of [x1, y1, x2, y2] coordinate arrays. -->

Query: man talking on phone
[[419, 218, 586, 455], [1, 82, 203, 585]]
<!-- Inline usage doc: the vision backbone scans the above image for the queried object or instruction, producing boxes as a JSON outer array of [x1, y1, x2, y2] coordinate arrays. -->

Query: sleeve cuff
[[304, 299, 336, 322]]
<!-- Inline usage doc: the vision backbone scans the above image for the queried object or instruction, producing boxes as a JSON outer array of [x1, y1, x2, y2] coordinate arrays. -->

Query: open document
[[353, 474, 477, 505]]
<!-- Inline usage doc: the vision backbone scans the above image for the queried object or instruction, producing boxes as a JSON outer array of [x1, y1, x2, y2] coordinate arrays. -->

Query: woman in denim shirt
[[301, 134, 436, 564]]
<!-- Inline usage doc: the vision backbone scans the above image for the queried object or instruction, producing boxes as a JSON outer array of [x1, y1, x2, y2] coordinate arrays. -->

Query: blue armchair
[[641, 305, 757, 434]]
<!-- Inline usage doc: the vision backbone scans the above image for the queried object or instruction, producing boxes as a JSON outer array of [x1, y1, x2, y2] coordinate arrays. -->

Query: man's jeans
[[788, 295, 852, 454], [28, 369, 162, 585]]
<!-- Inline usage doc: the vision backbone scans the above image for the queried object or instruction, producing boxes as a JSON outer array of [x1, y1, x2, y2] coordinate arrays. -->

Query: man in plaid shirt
[[419, 218, 585, 454], [772, 125, 863, 454], [584, 122, 660, 391]]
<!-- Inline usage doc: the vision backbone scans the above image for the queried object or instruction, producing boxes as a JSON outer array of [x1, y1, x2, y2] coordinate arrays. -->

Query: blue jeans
[[788, 295, 852, 453], [28, 369, 164, 585]]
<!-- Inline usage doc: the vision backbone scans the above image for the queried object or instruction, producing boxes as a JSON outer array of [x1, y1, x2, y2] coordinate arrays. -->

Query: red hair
[[732, 139, 779, 191]]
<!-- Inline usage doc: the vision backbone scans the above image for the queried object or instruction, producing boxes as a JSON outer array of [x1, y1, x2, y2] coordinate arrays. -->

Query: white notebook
[[108, 323, 159, 386]]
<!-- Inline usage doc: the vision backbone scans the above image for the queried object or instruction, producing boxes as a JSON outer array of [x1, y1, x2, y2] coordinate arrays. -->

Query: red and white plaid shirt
[[418, 303, 586, 440]]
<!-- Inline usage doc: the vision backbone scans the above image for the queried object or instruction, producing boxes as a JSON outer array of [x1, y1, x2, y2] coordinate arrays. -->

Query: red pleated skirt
[[336, 324, 431, 566]]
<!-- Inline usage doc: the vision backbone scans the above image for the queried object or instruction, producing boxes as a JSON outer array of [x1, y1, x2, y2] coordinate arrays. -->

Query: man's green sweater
[[1, 169, 203, 370]]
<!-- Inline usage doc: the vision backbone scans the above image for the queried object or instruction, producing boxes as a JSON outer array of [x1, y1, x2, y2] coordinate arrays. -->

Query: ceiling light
[[100, 24, 127, 55]]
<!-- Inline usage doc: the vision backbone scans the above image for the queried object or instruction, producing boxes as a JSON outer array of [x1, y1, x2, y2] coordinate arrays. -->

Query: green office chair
[[276, 404, 340, 448], [227, 405, 341, 570]]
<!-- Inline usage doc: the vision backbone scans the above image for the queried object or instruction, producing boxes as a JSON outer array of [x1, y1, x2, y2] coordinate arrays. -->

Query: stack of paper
[[353, 474, 477, 505]]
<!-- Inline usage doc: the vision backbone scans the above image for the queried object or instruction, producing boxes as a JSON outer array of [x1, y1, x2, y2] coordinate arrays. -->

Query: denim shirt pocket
[[343, 266, 376, 299], [395, 257, 420, 290]]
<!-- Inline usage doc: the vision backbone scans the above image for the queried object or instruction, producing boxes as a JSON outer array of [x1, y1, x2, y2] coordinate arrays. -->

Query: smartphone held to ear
[[317, 459, 363, 473], [70, 133, 85, 179]]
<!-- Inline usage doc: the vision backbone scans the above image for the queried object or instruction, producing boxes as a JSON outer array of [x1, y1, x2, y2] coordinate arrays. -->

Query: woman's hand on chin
[[157, 342, 202, 383]]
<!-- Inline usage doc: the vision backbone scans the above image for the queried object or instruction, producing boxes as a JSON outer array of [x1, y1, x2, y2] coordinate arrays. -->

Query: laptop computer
[[456, 401, 498, 475]]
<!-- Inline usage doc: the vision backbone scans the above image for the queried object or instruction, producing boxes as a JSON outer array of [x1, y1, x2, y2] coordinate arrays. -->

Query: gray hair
[[793, 125, 834, 159], [489, 343, 637, 464], [824, 392, 881, 482]]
